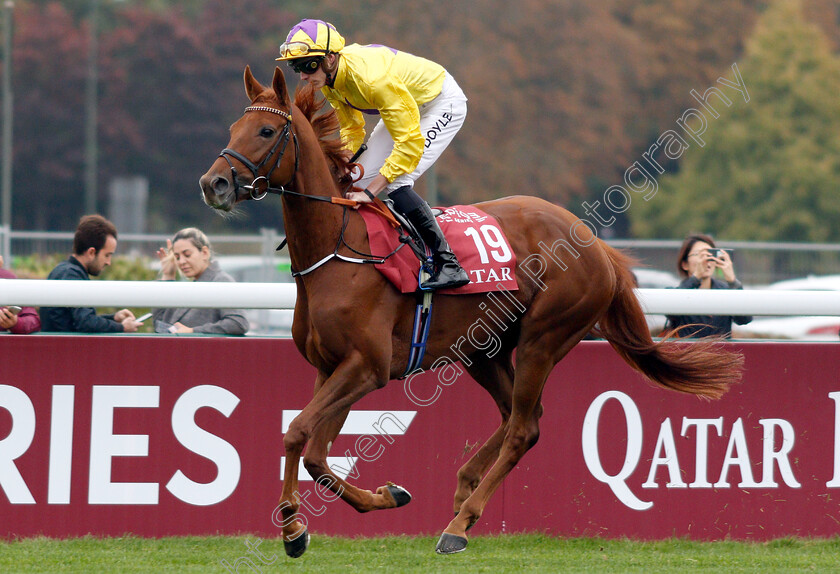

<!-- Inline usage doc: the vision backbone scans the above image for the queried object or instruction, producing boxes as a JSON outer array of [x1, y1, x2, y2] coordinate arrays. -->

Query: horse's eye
[[259, 127, 275, 138]]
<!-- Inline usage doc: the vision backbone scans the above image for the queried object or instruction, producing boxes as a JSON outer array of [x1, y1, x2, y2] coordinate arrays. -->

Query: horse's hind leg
[[437, 323, 593, 554], [453, 350, 514, 515]]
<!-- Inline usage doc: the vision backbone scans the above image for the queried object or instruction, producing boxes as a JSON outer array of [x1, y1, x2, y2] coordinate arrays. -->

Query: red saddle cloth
[[358, 205, 519, 295]]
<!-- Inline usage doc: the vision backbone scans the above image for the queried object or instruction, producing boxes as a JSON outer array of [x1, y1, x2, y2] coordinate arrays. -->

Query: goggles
[[278, 41, 327, 60], [288, 57, 324, 75]]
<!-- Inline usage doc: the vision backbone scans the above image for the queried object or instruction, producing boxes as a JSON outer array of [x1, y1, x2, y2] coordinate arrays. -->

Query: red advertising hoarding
[[1, 336, 839, 540]]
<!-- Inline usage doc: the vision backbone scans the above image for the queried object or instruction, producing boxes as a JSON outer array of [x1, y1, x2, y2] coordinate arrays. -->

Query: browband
[[244, 106, 292, 121]]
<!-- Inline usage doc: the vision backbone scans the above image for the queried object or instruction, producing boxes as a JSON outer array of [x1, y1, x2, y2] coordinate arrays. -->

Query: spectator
[[665, 233, 752, 339], [0, 255, 41, 334], [41, 215, 143, 333], [152, 227, 249, 335]]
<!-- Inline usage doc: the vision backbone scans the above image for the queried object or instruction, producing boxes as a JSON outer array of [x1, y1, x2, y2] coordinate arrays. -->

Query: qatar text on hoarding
[[4, 384, 840, 509], [582, 390, 840, 510]]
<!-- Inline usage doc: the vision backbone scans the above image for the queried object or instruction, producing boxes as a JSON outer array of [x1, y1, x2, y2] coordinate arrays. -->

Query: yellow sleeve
[[324, 90, 367, 153], [364, 75, 424, 182]]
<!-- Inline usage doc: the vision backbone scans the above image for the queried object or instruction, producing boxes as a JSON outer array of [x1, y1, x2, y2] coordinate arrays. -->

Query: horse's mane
[[292, 83, 352, 180]]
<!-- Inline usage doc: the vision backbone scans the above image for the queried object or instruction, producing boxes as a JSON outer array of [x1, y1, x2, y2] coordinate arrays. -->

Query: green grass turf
[[1, 534, 839, 573]]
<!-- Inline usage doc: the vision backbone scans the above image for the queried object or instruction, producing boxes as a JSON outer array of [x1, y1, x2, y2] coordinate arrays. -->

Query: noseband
[[218, 105, 300, 200]]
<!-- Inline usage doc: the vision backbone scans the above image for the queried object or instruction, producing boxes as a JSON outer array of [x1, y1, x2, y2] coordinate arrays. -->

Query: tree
[[6, 3, 88, 230], [98, 1, 297, 234], [7, 0, 836, 238], [629, 0, 840, 242]]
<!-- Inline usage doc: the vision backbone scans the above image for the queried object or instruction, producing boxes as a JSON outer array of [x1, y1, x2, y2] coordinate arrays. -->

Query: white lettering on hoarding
[[583, 391, 803, 510], [0, 385, 36, 504], [1, 384, 244, 506], [581, 391, 651, 510], [827, 392, 840, 487], [0, 384, 828, 510], [48, 385, 75, 504], [165, 385, 241, 506], [758, 419, 800, 488], [715, 418, 759, 487], [279, 410, 416, 481], [643, 418, 687, 488], [89, 386, 160, 505], [681, 417, 723, 488]]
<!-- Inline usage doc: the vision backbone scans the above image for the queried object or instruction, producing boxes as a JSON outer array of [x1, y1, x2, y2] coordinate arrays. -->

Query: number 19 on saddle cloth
[[359, 205, 519, 295]]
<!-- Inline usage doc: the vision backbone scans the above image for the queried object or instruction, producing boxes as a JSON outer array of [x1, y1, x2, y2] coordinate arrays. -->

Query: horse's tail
[[595, 243, 743, 400]]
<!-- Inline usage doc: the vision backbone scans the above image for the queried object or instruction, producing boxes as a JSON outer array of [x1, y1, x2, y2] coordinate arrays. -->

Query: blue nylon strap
[[399, 270, 434, 379]]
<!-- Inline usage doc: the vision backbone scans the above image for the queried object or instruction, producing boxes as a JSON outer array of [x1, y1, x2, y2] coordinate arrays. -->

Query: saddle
[[363, 194, 438, 273]]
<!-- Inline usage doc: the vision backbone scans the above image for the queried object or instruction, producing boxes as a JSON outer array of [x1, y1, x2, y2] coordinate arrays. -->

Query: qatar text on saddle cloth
[[359, 205, 519, 294]]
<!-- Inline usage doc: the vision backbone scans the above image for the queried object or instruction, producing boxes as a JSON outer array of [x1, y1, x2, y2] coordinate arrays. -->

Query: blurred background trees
[[629, 0, 840, 242], [2, 0, 840, 241]]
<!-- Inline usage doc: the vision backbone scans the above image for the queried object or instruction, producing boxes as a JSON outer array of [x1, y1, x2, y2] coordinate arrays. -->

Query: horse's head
[[200, 66, 298, 212]]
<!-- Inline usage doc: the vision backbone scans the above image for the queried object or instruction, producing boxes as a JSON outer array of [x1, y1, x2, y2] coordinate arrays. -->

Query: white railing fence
[[2, 280, 840, 317]]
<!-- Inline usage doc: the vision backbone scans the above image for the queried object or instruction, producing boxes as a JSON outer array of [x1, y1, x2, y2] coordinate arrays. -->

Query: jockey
[[277, 19, 470, 290]]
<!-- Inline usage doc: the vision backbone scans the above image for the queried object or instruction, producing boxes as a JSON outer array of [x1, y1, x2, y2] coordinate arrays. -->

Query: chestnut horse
[[200, 66, 743, 557]]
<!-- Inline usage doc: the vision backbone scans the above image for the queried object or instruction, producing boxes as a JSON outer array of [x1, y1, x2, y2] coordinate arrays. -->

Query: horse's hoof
[[387, 484, 412, 507], [435, 532, 468, 554], [284, 529, 310, 559]]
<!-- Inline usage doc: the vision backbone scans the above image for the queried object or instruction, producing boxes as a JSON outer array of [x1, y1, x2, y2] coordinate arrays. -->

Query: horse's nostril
[[211, 176, 230, 196]]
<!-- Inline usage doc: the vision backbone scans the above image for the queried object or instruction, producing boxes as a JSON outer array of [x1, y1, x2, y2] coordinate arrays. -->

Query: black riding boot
[[403, 203, 470, 290]]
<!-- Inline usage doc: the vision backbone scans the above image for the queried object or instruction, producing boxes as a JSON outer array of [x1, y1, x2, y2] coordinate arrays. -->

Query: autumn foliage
[[3, 1, 840, 240]]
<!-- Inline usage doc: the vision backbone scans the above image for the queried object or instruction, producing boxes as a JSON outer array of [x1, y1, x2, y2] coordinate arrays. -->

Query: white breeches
[[355, 73, 468, 192]]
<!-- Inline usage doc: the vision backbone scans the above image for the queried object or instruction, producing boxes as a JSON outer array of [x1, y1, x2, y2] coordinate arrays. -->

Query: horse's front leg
[[278, 352, 406, 557], [302, 403, 411, 513], [276, 371, 328, 558], [300, 357, 412, 513], [453, 354, 514, 516]]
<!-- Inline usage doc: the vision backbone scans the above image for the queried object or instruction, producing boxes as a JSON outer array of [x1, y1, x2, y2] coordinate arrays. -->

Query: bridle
[[215, 103, 405, 276], [218, 105, 300, 201]]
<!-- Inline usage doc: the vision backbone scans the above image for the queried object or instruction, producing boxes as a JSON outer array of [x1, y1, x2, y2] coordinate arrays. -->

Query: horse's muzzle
[[199, 172, 235, 211]]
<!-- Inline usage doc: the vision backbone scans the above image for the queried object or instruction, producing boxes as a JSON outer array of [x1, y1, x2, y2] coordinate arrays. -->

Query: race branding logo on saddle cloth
[[359, 205, 519, 294]]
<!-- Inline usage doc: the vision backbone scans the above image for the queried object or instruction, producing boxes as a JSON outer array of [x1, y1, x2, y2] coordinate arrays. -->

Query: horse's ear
[[272, 66, 291, 106], [244, 65, 264, 103]]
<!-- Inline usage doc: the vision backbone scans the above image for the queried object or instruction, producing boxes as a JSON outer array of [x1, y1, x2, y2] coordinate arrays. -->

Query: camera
[[708, 248, 732, 258]]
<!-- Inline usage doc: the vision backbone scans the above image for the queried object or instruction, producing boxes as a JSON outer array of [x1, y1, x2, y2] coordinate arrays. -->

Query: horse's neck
[[282, 142, 354, 274]]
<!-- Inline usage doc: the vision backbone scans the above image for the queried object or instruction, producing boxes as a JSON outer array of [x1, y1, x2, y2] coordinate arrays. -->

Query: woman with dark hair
[[664, 233, 752, 338]]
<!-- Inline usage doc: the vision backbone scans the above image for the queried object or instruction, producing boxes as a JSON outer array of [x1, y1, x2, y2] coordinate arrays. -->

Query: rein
[[218, 103, 406, 276]]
